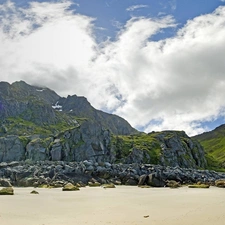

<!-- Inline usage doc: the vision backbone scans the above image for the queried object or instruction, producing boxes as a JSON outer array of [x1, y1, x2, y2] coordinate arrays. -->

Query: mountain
[[0, 80, 137, 136], [0, 81, 207, 169], [194, 124, 225, 170]]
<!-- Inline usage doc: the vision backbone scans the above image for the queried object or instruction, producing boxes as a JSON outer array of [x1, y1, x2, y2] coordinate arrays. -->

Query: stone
[[188, 184, 210, 188], [147, 173, 165, 187], [138, 174, 148, 186], [166, 180, 181, 188], [30, 190, 39, 194], [101, 183, 116, 188], [215, 179, 225, 188], [0, 179, 12, 187], [88, 181, 101, 187], [62, 183, 79, 191], [0, 187, 14, 195]]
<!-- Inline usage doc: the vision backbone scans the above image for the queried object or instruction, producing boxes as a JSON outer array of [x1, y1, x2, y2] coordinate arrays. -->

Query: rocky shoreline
[[1, 160, 225, 188]]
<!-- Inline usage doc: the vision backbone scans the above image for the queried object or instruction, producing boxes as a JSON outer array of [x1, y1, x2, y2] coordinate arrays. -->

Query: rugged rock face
[[0, 81, 208, 169], [0, 81, 59, 125], [111, 131, 207, 168], [0, 81, 137, 136], [57, 95, 137, 135], [0, 121, 112, 163], [0, 136, 25, 162], [0, 127, 207, 169], [156, 131, 207, 168]]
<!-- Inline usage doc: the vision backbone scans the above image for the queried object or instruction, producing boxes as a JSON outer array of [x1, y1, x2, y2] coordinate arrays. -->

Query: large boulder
[[215, 179, 225, 188], [0, 179, 12, 187], [0, 187, 14, 195], [147, 173, 165, 187]]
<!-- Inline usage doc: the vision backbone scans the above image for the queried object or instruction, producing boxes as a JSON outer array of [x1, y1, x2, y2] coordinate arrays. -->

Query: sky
[[0, 0, 225, 136]]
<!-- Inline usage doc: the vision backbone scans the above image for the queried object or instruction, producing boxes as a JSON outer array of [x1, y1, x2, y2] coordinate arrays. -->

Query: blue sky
[[0, 0, 225, 135]]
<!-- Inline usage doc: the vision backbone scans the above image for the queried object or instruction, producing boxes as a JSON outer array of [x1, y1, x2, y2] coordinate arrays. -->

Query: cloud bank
[[1, 1, 225, 136]]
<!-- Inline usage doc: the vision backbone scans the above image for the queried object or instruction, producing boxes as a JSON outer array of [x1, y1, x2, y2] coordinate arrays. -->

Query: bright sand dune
[[0, 186, 225, 225]]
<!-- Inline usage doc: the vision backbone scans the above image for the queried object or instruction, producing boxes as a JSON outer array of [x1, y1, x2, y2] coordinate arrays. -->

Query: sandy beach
[[0, 186, 225, 225]]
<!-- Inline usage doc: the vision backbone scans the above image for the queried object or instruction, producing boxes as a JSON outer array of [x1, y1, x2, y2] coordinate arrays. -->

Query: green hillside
[[194, 125, 225, 170]]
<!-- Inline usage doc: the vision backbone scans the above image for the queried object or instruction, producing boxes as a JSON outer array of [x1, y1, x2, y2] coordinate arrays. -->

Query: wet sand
[[0, 186, 225, 225]]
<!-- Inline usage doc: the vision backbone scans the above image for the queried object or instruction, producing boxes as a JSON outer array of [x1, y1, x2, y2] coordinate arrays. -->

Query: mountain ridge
[[0, 80, 210, 169]]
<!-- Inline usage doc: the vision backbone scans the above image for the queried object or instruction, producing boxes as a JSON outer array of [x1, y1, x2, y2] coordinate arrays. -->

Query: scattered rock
[[166, 180, 181, 188], [215, 179, 225, 188], [62, 183, 79, 191], [101, 183, 116, 188], [0, 179, 12, 187], [88, 182, 101, 187], [147, 173, 165, 187], [30, 190, 39, 194], [0, 187, 14, 195], [188, 184, 210, 188]]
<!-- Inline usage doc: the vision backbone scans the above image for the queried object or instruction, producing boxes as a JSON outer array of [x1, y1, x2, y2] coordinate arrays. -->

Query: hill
[[194, 124, 225, 170], [0, 81, 207, 169]]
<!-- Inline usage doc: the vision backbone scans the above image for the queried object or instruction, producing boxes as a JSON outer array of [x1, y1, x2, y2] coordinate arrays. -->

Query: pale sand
[[0, 186, 225, 225]]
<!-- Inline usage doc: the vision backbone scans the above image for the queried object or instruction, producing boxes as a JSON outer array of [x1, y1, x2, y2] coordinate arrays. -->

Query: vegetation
[[194, 125, 225, 170], [0, 187, 14, 195], [0, 116, 86, 137], [111, 132, 162, 164]]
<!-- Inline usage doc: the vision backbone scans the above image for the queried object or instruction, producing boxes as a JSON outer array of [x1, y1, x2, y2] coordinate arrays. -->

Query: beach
[[0, 186, 225, 225]]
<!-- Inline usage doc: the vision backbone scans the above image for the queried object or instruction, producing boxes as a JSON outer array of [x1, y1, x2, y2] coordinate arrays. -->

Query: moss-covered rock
[[30, 190, 39, 194], [166, 180, 181, 188], [62, 183, 80, 191], [0, 187, 14, 195], [88, 182, 101, 187], [188, 184, 210, 188], [215, 179, 225, 188], [101, 183, 116, 188]]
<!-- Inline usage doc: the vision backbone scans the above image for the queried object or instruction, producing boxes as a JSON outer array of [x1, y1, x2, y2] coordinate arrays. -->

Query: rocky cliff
[[0, 81, 137, 136], [0, 125, 207, 169], [112, 131, 207, 168], [0, 81, 207, 169]]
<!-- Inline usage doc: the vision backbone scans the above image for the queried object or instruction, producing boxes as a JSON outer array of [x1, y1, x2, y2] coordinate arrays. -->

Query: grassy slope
[[111, 132, 162, 164], [0, 115, 88, 137], [194, 124, 225, 170]]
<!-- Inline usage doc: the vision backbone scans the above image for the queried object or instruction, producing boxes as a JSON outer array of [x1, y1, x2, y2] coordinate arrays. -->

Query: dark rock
[[125, 178, 138, 186], [138, 174, 148, 186], [0, 178, 12, 187], [147, 173, 165, 187]]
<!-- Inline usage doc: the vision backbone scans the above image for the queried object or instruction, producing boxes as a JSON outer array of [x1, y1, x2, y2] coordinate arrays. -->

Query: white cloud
[[1, 1, 225, 136], [126, 5, 149, 12]]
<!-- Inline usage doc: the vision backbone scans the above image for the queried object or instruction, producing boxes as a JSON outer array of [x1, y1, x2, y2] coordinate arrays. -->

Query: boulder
[[0, 187, 14, 195], [62, 183, 79, 191], [125, 178, 138, 186], [166, 180, 181, 188], [101, 183, 116, 188], [147, 173, 165, 187], [88, 181, 101, 187], [0, 178, 12, 187], [215, 179, 225, 188], [188, 184, 210, 188], [138, 174, 148, 186], [30, 190, 39, 194]]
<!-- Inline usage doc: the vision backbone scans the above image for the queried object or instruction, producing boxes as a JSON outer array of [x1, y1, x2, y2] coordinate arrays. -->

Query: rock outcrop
[[0, 161, 225, 188]]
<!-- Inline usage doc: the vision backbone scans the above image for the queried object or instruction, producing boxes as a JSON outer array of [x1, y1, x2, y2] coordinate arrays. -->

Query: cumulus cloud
[[1, 1, 225, 136], [126, 5, 149, 12]]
